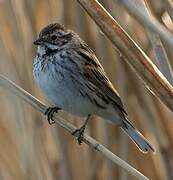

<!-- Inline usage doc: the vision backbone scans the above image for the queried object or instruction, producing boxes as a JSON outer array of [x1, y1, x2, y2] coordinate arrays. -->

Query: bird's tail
[[121, 118, 155, 153]]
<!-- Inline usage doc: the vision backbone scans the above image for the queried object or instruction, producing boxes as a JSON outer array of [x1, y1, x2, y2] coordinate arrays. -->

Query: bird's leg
[[72, 114, 91, 144], [45, 107, 61, 125]]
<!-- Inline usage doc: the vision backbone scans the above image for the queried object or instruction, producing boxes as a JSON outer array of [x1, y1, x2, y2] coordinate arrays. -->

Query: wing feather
[[77, 45, 127, 115]]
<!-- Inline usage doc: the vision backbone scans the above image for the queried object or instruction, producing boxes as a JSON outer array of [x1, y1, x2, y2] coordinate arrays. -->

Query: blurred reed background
[[0, 0, 173, 179]]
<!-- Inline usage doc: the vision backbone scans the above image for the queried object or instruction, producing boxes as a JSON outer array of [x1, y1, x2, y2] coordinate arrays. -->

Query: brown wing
[[77, 44, 127, 115]]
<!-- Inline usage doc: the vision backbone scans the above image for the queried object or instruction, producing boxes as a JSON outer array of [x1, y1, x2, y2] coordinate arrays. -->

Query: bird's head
[[34, 23, 73, 50]]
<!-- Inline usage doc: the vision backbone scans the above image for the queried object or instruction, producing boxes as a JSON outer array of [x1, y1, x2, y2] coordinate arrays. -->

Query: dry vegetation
[[0, 0, 173, 180]]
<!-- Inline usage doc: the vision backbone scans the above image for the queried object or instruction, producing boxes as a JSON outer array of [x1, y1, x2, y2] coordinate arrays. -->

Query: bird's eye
[[51, 35, 57, 40]]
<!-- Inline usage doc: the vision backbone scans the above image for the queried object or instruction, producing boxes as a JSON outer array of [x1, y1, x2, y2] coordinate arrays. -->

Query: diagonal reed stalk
[[76, 0, 173, 112], [0, 74, 149, 180], [118, 0, 173, 85]]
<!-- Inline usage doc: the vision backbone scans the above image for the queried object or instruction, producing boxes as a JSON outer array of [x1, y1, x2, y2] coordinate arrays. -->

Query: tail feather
[[121, 118, 155, 153]]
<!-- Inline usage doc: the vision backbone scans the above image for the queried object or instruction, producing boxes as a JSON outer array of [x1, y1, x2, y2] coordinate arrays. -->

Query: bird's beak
[[33, 37, 43, 45]]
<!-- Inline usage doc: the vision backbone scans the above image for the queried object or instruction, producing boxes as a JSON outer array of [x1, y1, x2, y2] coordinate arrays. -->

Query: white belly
[[33, 47, 124, 125], [33, 58, 97, 116]]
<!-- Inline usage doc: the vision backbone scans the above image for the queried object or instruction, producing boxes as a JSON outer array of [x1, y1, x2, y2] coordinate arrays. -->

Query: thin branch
[[164, 0, 173, 22], [76, 0, 173, 112], [117, 0, 173, 48], [121, 0, 173, 85], [148, 31, 173, 85], [0, 74, 150, 180]]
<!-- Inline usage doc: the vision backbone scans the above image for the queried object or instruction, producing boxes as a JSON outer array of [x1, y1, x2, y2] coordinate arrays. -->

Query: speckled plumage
[[33, 23, 155, 153]]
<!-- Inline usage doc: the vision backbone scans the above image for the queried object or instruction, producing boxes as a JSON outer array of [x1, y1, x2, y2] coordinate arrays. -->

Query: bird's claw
[[45, 107, 61, 125], [72, 125, 86, 144]]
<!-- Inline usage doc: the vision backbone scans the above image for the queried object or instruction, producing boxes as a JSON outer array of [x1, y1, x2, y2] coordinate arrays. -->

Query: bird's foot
[[72, 114, 91, 144], [45, 107, 61, 125], [72, 125, 86, 144]]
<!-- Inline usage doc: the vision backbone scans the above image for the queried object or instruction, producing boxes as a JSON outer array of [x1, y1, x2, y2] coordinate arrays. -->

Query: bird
[[33, 23, 155, 153]]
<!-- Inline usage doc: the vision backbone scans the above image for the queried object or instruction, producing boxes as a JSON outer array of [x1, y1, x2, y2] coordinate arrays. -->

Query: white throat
[[37, 46, 46, 56], [37, 44, 59, 56]]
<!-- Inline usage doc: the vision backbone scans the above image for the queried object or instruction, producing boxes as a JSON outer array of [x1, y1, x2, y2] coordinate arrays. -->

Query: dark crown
[[39, 23, 65, 37]]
